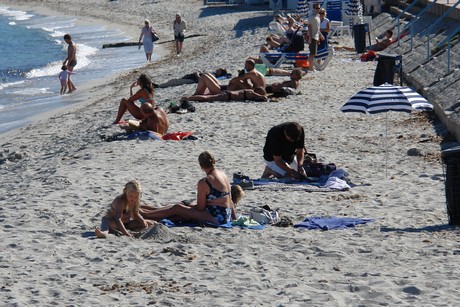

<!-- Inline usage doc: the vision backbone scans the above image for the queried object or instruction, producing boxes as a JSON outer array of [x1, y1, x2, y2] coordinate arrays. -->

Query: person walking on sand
[[95, 180, 155, 238], [138, 19, 157, 61], [62, 34, 77, 93], [58, 64, 74, 95], [173, 13, 187, 56], [307, 4, 322, 71]]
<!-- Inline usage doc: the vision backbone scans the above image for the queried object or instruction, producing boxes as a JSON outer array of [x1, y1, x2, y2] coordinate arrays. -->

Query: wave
[[0, 6, 33, 21], [25, 43, 98, 78]]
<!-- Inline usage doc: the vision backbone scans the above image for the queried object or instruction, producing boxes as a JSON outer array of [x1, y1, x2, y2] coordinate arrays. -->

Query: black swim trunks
[[174, 33, 185, 42], [68, 60, 77, 68]]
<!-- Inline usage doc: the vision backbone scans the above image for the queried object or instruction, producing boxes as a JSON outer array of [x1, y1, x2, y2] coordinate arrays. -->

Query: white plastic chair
[[330, 21, 351, 37]]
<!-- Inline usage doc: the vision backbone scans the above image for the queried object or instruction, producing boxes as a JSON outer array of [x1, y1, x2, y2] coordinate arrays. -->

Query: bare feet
[[95, 228, 107, 238]]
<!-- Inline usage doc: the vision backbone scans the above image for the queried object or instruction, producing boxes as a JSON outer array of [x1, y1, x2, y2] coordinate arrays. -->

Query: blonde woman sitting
[[95, 180, 155, 238]]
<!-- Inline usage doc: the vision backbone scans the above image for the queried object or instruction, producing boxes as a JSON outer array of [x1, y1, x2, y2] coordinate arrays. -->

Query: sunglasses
[[319, 12, 325, 14]]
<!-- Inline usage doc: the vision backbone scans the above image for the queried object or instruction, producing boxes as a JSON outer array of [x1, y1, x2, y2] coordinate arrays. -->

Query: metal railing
[[433, 24, 460, 74], [423, 0, 460, 59], [396, 0, 421, 46]]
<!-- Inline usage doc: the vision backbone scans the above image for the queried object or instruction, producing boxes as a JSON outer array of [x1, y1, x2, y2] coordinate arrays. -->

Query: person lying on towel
[[181, 87, 267, 103], [265, 68, 305, 94]]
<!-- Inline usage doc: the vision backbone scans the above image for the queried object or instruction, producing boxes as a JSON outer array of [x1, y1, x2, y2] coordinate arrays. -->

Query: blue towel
[[294, 216, 375, 230], [126, 131, 162, 140], [160, 219, 265, 230]]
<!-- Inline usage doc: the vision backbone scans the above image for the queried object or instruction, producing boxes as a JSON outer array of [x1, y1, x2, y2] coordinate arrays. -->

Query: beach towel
[[127, 130, 163, 140], [232, 167, 351, 192], [233, 177, 348, 192], [294, 216, 375, 230], [162, 131, 194, 140], [160, 217, 265, 230], [112, 131, 195, 141]]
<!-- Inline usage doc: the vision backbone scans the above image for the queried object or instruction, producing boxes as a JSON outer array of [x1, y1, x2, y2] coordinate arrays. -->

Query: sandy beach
[[1, 0, 459, 305]]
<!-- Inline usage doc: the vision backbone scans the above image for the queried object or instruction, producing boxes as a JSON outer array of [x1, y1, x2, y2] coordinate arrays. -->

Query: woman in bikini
[[113, 74, 156, 124], [95, 180, 155, 238], [140, 151, 237, 225]]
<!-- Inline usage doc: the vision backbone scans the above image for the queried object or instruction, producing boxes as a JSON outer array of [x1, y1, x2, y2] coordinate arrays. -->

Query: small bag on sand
[[249, 207, 280, 225]]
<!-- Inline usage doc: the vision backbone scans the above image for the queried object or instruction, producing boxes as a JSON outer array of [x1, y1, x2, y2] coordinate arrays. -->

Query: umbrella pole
[[385, 113, 388, 178]]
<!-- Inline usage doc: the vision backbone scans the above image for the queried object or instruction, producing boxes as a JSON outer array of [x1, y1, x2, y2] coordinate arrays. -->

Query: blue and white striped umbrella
[[341, 83, 433, 114], [341, 83, 433, 177], [297, 0, 309, 16]]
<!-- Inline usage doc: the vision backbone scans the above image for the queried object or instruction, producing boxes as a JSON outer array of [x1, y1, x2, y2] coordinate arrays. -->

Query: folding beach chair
[[259, 46, 334, 71]]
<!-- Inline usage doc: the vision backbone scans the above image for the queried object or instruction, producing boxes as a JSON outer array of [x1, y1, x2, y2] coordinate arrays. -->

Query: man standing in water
[[63, 34, 77, 93]]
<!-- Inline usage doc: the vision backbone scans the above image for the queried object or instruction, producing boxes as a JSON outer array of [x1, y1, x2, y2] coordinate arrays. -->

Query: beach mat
[[294, 216, 375, 230], [233, 178, 349, 192], [160, 218, 265, 230]]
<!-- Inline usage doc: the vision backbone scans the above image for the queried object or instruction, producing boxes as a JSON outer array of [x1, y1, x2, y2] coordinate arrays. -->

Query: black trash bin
[[373, 54, 401, 86], [353, 23, 368, 54], [442, 146, 460, 225]]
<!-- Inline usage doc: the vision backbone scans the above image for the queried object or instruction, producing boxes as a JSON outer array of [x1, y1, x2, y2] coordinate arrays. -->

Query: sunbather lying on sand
[[266, 68, 305, 94], [156, 68, 230, 88], [182, 87, 267, 102]]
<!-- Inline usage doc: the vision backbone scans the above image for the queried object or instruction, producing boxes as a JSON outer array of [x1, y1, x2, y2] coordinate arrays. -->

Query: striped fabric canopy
[[341, 83, 433, 114], [297, 0, 309, 16]]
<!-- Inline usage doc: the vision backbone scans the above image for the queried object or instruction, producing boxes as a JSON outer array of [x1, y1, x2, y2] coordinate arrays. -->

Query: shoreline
[[0, 1, 457, 305], [0, 1, 169, 137]]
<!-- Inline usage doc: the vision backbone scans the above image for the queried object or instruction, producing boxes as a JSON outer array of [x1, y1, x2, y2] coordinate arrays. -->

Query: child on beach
[[95, 180, 155, 238], [58, 65, 73, 95]]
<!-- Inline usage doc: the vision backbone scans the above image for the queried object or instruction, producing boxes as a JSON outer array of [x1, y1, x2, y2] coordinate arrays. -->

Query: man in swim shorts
[[226, 58, 266, 91], [63, 34, 77, 93]]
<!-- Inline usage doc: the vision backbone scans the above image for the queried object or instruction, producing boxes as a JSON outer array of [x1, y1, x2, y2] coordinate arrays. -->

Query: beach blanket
[[233, 168, 351, 192], [294, 216, 375, 230], [160, 217, 265, 230], [233, 178, 348, 192]]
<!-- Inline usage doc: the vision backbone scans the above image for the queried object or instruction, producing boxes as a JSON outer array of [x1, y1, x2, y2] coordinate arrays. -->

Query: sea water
[[0, 5, 153, 135]]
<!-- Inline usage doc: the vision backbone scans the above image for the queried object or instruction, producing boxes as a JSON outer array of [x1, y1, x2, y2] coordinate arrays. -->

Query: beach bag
[[249, 206, 280, 225], [152, 33, 160, 42], [151, 28, 160, 42], [303, 162, 337, 177]]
